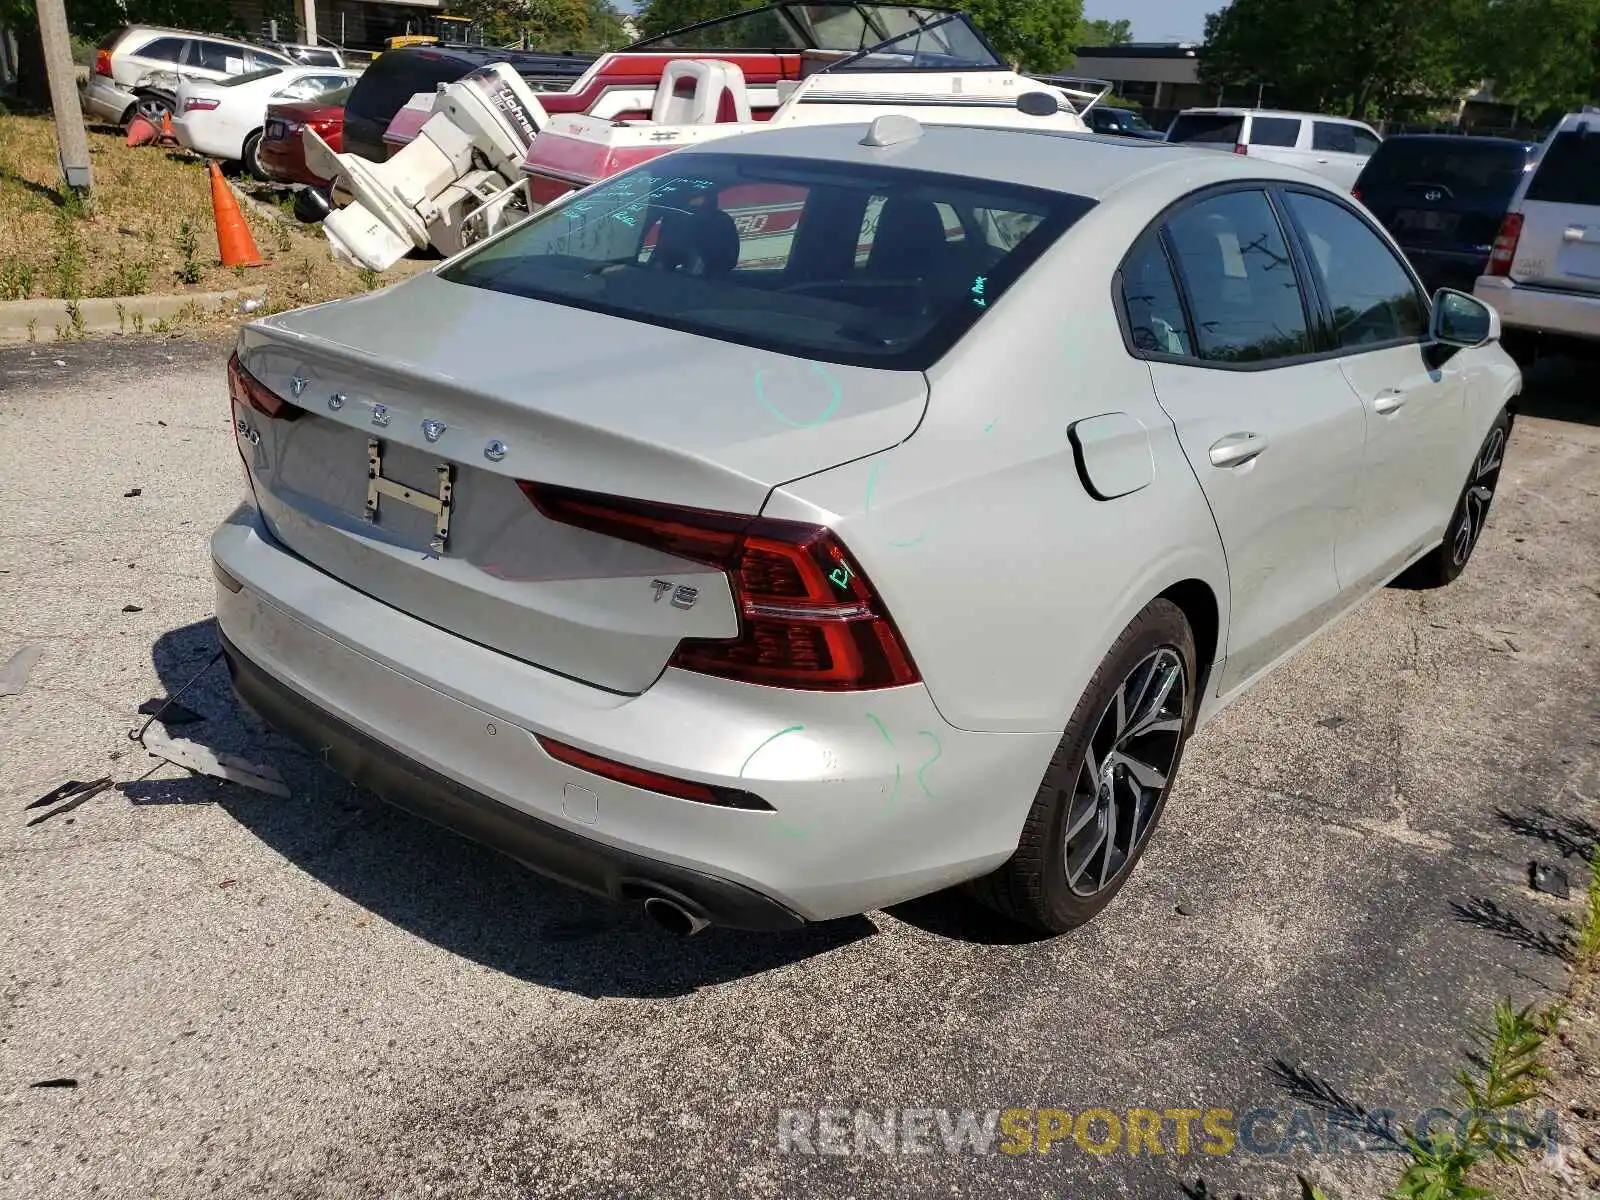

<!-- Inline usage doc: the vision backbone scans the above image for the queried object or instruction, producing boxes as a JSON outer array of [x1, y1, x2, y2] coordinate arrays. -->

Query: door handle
[[1315, 157, 1330, 163], [1208, 432, 1269, 468], [1374, 390, 1406, 414]]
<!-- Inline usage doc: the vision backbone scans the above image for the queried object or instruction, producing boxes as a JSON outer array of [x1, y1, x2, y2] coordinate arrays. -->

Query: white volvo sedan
[[212, 118, 1520, 936]]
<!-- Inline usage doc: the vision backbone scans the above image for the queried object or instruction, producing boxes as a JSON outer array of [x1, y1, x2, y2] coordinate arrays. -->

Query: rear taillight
[[519, 483, 920, 691], [536, 735, 772, 809], [1350, 187, 1362, 201], [94, 49, 113, 77], [1233, 143, 1248, 155], [1488, 212, 1523, 276], [182, 97, 220, 113], [227, 352, 302, 421]]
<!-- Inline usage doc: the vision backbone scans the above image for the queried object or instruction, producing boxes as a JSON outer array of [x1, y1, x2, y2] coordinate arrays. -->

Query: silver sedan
[[212, 118, 1521, 935]]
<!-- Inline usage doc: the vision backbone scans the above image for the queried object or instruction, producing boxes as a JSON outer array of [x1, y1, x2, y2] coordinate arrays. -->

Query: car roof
[[1374, 133, 1535, 148], [688, 120, 1337, 199], [122, 25, 258, 45], [1177, 107, 1371, 124]]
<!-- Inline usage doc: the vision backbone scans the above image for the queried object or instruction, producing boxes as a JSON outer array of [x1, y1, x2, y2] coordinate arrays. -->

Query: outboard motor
[[304, 63, 550, 271]]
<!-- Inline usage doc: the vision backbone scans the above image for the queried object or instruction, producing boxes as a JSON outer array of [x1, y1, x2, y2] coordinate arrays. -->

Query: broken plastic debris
[[121, 604, 143, 613], [0, 645, 43, 697], [238, 297, 264, 314], [140, 725, 289, 799], [26, 778, 113, 827], [123, 487, 142, 498]]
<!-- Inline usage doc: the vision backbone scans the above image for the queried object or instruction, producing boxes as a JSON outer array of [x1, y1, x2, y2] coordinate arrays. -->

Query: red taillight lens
[[227, 352, 302, 421], [182, 97, 221, 112], [520, 483, 921, 691], [94, 49, 113, 77], [1488, 212, 1523, 276], [1233, 143, 1248, 155], [1350, 187, 1361, 201], [536, 735, 772, 809]]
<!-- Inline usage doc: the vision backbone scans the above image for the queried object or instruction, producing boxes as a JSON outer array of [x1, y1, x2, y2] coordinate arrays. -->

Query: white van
[[1166, 108, 1383, 189], [1473, 108, 1600, 359]]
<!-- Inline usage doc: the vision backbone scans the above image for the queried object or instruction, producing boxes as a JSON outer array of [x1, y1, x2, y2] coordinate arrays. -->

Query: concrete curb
[[0, 288, 268, 345]]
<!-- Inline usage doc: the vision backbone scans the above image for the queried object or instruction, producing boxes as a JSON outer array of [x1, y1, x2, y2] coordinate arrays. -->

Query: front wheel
[[971, 598, 1196, 934], [1399, 409, 1510, 589]]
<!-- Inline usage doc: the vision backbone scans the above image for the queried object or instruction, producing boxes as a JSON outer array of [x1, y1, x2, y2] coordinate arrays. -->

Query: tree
[[636, 0, 1085, 71], [1080, 17, 1132, 45], [1465, 0, 1600, 117], [1199, 0, 1485, 118], [454, 0, 598, 47]]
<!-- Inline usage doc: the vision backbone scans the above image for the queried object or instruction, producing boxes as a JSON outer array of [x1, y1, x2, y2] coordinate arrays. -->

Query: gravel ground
[[1, 336, 1597, 1200]]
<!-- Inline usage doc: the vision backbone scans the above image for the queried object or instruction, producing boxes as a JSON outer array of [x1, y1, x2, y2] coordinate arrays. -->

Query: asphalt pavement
[[1, 335, 1597, 1200]]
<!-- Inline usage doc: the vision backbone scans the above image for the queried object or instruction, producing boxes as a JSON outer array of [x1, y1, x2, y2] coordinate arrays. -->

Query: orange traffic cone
[[160, 110, 178, 146], [126, 115, 157, 147], [208, 161, 265, 269]]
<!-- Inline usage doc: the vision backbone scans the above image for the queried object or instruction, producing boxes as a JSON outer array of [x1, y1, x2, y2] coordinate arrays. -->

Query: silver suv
[[83, 25, 294, 124], [1474, 109, 1600, 358]]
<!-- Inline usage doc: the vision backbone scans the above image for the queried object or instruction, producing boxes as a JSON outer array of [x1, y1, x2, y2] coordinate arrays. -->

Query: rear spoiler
[[1027, 75, 1114, 116]]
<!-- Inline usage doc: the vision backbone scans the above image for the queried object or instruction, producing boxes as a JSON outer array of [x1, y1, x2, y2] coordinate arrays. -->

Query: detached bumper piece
[[219, 634, 806, 932]]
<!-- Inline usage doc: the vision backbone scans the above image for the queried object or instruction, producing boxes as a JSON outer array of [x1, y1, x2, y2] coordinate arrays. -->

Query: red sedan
[[259, 85, 351, 189]]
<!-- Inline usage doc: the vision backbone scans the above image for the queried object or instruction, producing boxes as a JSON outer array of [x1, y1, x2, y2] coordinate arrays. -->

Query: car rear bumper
[[210, 505, 1054, 924], [171, 113, 234, 159], [259, 136, 328, 186], [81, 75, 136, 122], [1474, 274, 1600, 342]]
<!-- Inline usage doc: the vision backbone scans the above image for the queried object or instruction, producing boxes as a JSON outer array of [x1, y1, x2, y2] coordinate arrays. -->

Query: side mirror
[[1430, 288, 1499, 349], [1017, 91, 1060, 117]]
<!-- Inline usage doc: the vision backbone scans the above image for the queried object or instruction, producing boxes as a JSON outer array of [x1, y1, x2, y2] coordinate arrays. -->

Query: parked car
[[1474, 109, 1600, 360], [214, 119, 1518, 937], [257, 40, 347, 68], [1086, 104, 1164, 140], [1354, 135, 1538, 294], [82, 25, 295, 125], [174, 65, 360, 179], [1166, 107, 1382, 189], [260, 84, 353, 194], [341, 45, 595, 162]]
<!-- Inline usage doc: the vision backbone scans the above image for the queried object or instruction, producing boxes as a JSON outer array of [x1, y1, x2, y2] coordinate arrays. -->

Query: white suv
[[82, 25, 294, 125], [1166, 108, 1383, 189], [1473, 109, 1600, 359]]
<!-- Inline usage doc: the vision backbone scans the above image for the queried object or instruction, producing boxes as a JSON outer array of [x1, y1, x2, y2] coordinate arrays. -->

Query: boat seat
[[651, 59, 752, 125]]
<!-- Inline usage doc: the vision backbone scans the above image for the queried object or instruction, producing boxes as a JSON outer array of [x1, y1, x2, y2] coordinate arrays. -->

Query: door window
[[1283, 191, 1427, 348], [1120, 234, 1193, 356], [1312, 122, 1361, 154], [1248, 117, 1301, 148], [1161, 190, 1313, 363], [134, 36, 186, 63]]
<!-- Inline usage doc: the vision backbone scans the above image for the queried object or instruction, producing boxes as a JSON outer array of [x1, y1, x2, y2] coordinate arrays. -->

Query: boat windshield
[[627, 2, 1005, 69]]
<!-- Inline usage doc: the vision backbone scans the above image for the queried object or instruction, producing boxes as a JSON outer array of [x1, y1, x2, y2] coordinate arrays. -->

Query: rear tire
[[293, 186, 332, 224], [1397, 408, 1510, 589], [242, 131, 269, 182], [971, 598, 1196, 934]]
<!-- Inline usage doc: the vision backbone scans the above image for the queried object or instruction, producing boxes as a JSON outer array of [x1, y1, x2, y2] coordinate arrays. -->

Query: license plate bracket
[[365, 437, 454, 554]]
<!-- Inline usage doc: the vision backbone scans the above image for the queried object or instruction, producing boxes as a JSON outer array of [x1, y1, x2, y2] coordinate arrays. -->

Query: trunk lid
[[1511, 125, 1600, 295], [236, 271, 927, 693]]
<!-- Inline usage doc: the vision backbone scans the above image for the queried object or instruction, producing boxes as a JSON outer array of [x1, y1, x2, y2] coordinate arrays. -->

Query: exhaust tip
[[642, 895, 710, 937]]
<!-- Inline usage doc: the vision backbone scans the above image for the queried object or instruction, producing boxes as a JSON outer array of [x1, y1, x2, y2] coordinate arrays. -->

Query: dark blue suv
[[1353, 134, 1538, 293]]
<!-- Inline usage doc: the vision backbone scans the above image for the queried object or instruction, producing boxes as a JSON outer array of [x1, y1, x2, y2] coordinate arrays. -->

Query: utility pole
[[35, 0, 92, 193]]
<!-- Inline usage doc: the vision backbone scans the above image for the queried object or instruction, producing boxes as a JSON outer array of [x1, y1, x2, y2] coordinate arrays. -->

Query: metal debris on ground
[[26, 778, 114, 827], [123, 487, 142, 497], [0, 645, 43, 697], [140, 725, 289, 799], [136, 697, 205, 726], [121, 604, 142, 613], [1529, 861, 1571, 898], [29, 1079, 77, 1089]]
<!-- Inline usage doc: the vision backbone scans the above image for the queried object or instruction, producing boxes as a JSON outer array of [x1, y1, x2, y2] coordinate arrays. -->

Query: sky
[[1086, 0, 1210, 42]]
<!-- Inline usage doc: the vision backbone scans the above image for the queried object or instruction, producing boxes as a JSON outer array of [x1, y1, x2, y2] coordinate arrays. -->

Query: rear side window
[[1356, 139, 1531, 200], [1249, 117, 1301, 147], [441, 152, 1092, 369], [1120, 234, 1193, 356], [348, 53, 466, 122], [134, 36, 186, 63], [1162, 190, 1312, 363], [1167, 113, 1244, 145], [1314, 122, 1380, 155], [1284, 192, 1427, 347], [1525, 130, 1600, 206], [191, 39, 248, 73]]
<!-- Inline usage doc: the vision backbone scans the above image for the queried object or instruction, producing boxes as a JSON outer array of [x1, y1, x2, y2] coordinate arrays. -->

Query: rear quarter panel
[[764, 191, 1232, 735]]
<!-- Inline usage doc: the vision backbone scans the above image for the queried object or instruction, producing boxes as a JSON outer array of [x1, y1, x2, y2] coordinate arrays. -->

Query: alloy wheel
[[135, 96, 170, 123], [1452, 427, 1505, 568], [1062, 647, 1187, 897]]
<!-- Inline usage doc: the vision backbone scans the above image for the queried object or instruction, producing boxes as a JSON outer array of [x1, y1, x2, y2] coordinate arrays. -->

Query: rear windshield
[[442, 153, 1091, 370], [347, 52, 466, 122], [1358, 139, 1530, 199], [1525, 129, 1600, 206], [217, 67, 282, 87], [1167, 113, 1244, 145]]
